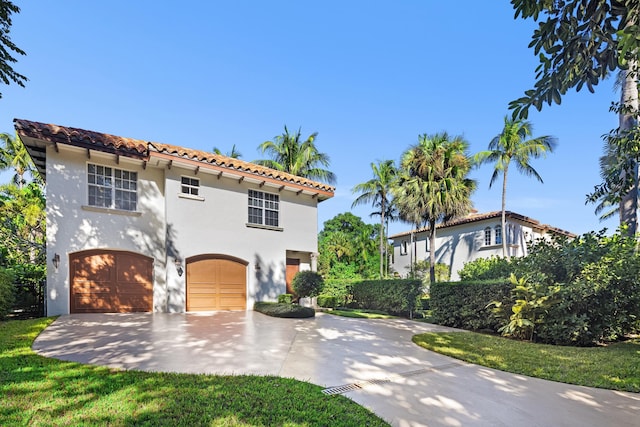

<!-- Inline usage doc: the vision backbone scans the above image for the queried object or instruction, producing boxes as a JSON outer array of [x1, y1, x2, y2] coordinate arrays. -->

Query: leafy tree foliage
[[212, 144, 242, 159], [394, 133, 475, 284], [291, 270, 324, 298], [0, 0, 26, 99], [474, 117, 556, 258], [318, 212, 381, 279], [1, 133, 40, 188], [511, 0, 640, 232], [352, 159, 397, 278], [255, 126, 336, 184], [510, 0, 636, 119]]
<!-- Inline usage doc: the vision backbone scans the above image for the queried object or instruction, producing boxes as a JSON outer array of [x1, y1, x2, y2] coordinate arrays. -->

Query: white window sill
[[82, 205, 142, 217], [179, 193, 205, 201], [246, 223, 283, 232], [480, 244, 519, 250]]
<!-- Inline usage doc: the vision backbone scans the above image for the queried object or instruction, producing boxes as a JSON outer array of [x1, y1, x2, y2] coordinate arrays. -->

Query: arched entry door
[[70, 249, 154, 313], [186, 254, 247, 311]]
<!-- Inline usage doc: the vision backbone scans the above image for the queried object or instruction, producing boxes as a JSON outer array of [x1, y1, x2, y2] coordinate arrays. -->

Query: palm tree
[[394, 133, 476, 284], [212, 144, 242, 159], [351, 159, 397, 278], [370, 197, 398, 277], [474, 117, 557, 259], [255, 126, 336, 184], [0, 132, 38, 189]]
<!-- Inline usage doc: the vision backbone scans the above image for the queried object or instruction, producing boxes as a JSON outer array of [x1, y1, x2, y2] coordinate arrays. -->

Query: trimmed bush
[[431, 280, 512, 331], [277, 294, 294, 304], [292, 271, 324, 298], [0, 268, 15, 319], [351, 279, 422, 316], [317, 295, 339, 308], [458, 256, 513, 281], [253, 302, 315, 318]]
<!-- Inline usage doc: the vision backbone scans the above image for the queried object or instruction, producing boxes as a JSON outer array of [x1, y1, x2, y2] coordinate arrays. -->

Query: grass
[[413, 331, 640, 393], [324, 308, 397, 319], [1, 318, 389, 426]]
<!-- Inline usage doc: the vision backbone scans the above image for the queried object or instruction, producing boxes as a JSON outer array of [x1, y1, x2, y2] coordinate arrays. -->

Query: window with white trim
[[400, 240, 408, 255], [181, 176, 200, 196], [495, 225, 502, 245], [484, 227, 491, 246], [88, 163, 137, 211], [248, 189, 279, 227]]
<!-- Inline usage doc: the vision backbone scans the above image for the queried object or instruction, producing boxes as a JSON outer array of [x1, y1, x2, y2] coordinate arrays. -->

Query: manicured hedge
[[0, 268, 15, 319], [350, 279, 422, 316], [430, 280, 511, 331], [253, 302, 315, 318]]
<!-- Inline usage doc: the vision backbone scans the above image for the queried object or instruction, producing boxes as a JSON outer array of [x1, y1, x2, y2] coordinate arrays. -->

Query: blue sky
[[1, 1, 622, 236]]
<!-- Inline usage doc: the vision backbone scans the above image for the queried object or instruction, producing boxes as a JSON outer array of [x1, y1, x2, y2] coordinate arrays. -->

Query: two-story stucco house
[[15, 119, 334, 316], [389, 210, 575, 280]]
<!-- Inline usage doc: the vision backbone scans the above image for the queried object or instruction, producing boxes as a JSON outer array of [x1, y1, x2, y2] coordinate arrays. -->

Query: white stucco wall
[[391, 218, 540, 281], [163, 166, 319, 311], [45, 146, 166, 315]]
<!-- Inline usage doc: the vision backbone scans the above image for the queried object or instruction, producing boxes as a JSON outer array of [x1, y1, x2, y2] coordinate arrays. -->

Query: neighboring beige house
[[389, 210, 575, 280], [15, 119, 334, 316]]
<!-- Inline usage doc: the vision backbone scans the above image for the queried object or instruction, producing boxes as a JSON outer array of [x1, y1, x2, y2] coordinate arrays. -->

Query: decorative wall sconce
[[52, 253, 60, 271], [174, 258, 183, 277]]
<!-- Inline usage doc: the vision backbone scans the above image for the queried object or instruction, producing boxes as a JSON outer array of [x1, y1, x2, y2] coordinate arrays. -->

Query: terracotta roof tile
[[14, 119, 149, 156], [389, 211, 575, 238], [14, 119, 335, 195], [149, 142, 335, 192]]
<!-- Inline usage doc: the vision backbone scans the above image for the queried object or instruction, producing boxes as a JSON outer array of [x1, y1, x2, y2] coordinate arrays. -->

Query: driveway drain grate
[[322, 362, 465, 395]]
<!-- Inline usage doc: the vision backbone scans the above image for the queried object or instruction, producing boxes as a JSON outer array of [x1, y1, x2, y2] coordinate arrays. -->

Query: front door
[[285, 258, 300, 295]]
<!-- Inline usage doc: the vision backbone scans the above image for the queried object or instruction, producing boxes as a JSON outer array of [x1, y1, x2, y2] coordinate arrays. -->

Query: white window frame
[[248, 189, 280, 228], [87, 163, 137, 212], [495, 225, 502, 245], [484, 227, 492, 246], [400, 240, 408, 255], [181, 176, 200, 196]]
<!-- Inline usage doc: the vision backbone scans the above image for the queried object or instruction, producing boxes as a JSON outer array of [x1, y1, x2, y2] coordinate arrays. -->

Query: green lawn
[[413, 331, 640, 392], [1, 318, 389, 426]]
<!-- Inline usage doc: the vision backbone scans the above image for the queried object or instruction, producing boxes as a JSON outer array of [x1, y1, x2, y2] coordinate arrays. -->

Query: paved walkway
[[32, 312, 640, 426]]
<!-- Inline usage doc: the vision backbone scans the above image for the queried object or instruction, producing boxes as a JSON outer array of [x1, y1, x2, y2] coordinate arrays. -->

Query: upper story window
[[484, 227, 492, 246], [400, 240, 408, 255], [248, 189, 279, 227], [181, 176, 200, 196], [88, 163, 137, 211], [495, 225, 502, 245]]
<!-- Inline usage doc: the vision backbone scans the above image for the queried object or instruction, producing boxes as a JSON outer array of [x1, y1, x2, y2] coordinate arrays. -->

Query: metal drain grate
[[321, 362, 465, 395], [322, 379, 390, 395]]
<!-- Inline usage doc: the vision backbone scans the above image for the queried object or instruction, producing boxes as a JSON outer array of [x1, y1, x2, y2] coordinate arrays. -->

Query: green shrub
[[253, 302, 315, 318], [458, 256, 513, 281], [320, 279, 356, 306], [351, 279, 422, 316], [277, 294, 293, 304], [292, 271, 325, 298], [317, 295, 339, 308], [431, 280, 512, 330], [0, 268, 16, 319]]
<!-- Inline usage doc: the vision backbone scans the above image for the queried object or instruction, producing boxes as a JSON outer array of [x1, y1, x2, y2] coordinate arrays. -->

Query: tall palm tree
[[370, 197, 398, 277], [351, 159, 397, 278], [474, 117, 557, 259], [0, 132, 38, 189], [255, 126, 336, 184], [394, 133, 476, 284], [212, 144, 242, 159]]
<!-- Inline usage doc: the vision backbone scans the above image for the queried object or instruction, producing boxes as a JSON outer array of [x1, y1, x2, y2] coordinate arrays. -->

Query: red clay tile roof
[[389, 211, 575, 238], [15, 119, 149, 156], [149, 142, 335, 192], [14, 119, 335, 194]]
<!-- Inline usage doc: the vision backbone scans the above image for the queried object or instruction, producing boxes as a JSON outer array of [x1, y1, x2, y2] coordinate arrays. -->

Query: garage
[[186, 255, 247, 311], [70, 250, 154, 313]]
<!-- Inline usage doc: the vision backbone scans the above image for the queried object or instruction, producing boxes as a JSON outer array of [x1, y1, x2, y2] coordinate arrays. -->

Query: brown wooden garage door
[[70, 250, 153, 313], [187, 255, 247, 311]]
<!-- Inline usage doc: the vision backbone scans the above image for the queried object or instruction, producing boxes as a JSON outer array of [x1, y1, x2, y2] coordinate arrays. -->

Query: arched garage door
[[70, 250, 154, 313], [187, 255, 247, 311]]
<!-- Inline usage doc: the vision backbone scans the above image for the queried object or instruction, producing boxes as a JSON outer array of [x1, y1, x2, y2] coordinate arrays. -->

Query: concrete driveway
[[32, 312, 639, 426]]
